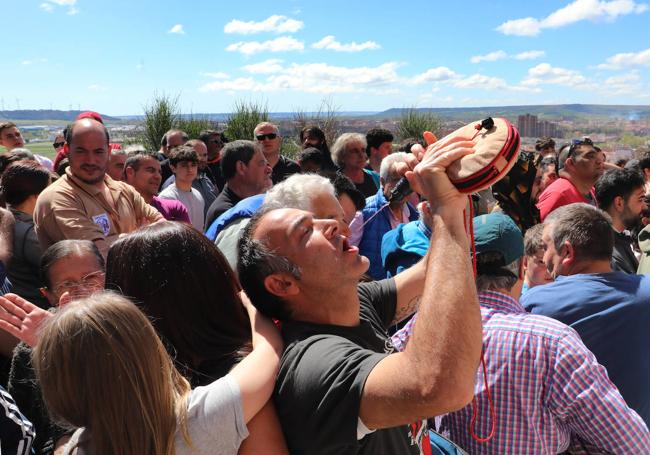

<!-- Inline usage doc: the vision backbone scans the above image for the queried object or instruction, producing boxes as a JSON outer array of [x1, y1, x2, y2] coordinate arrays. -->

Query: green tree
[[177, 114, 218, 139], [225, 100, 269, 140], [396, 107, 442, 141], [141, 92, 179, 151]]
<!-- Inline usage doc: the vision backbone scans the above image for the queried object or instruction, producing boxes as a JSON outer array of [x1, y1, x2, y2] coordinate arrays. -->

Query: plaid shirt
[[392, 290, 650, 454]]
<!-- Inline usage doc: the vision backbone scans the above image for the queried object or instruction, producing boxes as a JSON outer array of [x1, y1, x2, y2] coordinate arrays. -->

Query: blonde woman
[[33, 291, 282, 455]]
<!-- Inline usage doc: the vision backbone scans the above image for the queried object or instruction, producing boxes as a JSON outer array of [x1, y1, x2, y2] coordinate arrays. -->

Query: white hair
[[253, 121, 279, 136], [262, 173, 335, 212], [379, 152, 410, 182], [330, 133, 366, 168]]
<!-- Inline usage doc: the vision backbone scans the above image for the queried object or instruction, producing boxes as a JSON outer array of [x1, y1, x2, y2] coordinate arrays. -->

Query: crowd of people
[[0, 113, 649, 454]]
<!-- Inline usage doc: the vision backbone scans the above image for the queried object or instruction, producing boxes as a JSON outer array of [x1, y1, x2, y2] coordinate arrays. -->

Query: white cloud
[[200, 71, 230, 79], [224, 15, 303, 34], [600, 71, 644, 95], [21, 60, 33, 65], [470, 50, 507, 63], [168, 24, 184, 35], [226, 37, 304, 56], [411, 67, 459, 84], [88, 84, 107, 92], [496, 0, 648, 36], [514, 50, 546, 60], [496, 17, 541, 36], [521, 63, 591, 88], [311, 36, 380, 52], [242, 59, 284, 74], [597, 48, 650, 69], [40, 0, 77, 14], [200, 61, 401, 94], [452, 74, 535, 92]]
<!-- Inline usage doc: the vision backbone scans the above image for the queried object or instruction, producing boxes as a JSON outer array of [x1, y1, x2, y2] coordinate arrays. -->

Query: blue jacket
[[206, 194, 265, 241], [381, 220, 431, 278], [359, 188, 418, 279]]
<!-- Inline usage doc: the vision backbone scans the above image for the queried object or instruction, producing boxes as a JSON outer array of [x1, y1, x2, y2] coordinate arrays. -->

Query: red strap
[[465, 196, 496, 443]]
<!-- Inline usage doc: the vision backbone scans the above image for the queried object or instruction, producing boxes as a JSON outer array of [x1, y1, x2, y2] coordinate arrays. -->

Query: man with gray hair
[[350, 152, 418, 279], [213, 173, 348, 272], [253, 121, 300, 184], [204, 140, 272, 230], [521, 203, 650, 427]]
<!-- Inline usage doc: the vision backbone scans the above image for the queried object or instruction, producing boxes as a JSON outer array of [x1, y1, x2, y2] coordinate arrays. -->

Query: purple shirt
[[151, 196, 191, 223], [393, 291, 650, 454]]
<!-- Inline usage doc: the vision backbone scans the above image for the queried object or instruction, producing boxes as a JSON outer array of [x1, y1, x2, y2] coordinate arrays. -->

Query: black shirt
[[274, 280, 427, 454], [612, 229, 639, 274], [204, 184, 243, 231], [355, 171, 380, 199], [272, 155, 301, 184], [206, 162, 226, 193]]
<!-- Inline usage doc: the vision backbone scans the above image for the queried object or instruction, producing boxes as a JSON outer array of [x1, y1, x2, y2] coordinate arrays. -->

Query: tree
[[292, 97, 341, 147], [225, 100, 269, 141], [141, 92, 179, 152], [177, 114, 218, 139], [396, 107, 442, 141]]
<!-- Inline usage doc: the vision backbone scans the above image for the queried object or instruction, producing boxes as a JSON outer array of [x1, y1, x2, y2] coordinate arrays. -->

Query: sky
[[2, 0, 649, 115]]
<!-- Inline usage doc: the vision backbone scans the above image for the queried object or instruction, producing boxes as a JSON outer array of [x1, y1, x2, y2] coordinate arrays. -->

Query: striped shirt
[[0, 386, 35, 455], [393, 290, 650, 454]]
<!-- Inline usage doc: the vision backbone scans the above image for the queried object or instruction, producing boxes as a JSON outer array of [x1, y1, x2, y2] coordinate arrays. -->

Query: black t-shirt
[[275, 280, 428, 455], [204, 184, 243, 231], [272, 155, 301, 184], [355, 172, 380, 199]]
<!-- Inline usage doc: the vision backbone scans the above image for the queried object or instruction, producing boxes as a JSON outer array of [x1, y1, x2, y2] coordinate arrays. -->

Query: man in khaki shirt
[[34, 118, 163, 256]]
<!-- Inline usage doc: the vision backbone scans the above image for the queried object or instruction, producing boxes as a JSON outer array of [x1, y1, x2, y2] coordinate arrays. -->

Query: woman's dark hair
[[40, 240, 105, 289], [332, 173, 366, 211], [0, 160, 50, 206], [300, 126, 336, 170], [105, 221, 251, 386]]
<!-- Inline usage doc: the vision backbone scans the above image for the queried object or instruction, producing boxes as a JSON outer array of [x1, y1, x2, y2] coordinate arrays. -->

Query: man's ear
[[561, 241, 575, 266], [235, 160, 246, 176], [263, 273, 300, 298], [124, 167, 135, 182], [613, 195, 625, 212]]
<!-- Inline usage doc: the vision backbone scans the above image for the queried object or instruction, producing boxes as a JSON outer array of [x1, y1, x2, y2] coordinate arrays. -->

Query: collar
[[479, 290, 525, 314], [65, 167, 115, 197], [417, 220, 432, 238]]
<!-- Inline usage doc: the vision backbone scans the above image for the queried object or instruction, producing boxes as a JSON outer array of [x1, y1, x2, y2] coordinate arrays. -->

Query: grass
[[17, 142, 57, 159]]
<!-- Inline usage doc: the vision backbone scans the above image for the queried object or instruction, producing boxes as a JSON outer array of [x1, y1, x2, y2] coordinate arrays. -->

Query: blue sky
[[2, 0, 649, 115]]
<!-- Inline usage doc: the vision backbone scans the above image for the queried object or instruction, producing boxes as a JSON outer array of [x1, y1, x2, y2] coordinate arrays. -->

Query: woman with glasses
[[1, 240, 105, 454], [331, 133, 380, 198]]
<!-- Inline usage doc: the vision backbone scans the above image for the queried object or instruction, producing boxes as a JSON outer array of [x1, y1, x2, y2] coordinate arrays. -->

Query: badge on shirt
[[92, 213, 111, 236]]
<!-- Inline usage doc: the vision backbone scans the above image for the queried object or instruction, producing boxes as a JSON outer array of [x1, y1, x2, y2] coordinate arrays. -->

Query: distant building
[[517, 114, 559, 138]]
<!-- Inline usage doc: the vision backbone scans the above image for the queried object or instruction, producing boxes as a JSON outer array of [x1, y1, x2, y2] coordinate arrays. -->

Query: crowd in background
[[0, 113, 649, 454]]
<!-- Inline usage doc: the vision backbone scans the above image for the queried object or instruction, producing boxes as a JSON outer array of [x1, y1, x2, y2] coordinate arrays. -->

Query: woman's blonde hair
[[33, 291, 191, 455]]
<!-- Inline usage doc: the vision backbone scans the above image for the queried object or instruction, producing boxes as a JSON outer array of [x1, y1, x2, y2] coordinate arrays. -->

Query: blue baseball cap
[[473, 212, 524, 266]]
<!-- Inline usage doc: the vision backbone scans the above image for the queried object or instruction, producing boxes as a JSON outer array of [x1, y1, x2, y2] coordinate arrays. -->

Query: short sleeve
[[358, 279, 398, 328], [185, 375, 249, 453], [276, 336, 386, 452]]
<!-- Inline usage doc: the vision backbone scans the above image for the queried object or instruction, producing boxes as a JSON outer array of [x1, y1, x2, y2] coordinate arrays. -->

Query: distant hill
[[376, 104, 650, 121], [2, 105, 649, 123], [0, 110, 120, 122]]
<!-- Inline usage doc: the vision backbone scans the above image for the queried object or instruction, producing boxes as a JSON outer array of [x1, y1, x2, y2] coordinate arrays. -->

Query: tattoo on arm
[[392, 295, 421, 325]]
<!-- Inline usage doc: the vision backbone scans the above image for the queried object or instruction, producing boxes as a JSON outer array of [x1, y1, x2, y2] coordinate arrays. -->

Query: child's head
[[523, 223, 553, 288], [168, 145, 198, 184]]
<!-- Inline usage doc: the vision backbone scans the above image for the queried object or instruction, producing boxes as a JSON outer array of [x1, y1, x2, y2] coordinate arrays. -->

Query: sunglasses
[[568, 137, 594, 158], [53, 142, 65, 149], [256, 133, 278, 141]]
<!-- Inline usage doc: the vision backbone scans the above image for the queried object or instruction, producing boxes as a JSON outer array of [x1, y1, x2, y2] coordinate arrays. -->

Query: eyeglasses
[[256, 133, 278, 141], [568, 137, 594, 158], [53, 142, 65, 149], [51, 270, 105, 298]]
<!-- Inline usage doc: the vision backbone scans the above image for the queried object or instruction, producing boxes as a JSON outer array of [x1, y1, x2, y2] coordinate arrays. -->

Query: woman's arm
[[237, 400, 288, 455], [229, 292, 283, 423]]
